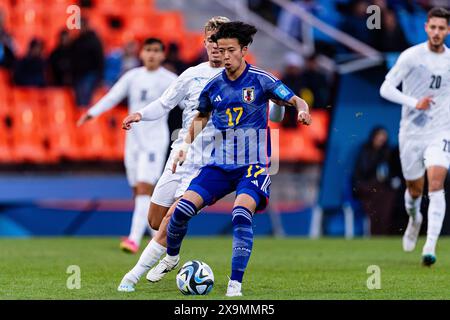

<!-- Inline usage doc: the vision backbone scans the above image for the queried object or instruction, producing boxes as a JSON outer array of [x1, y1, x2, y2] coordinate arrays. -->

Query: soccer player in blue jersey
[[157, 21, 311, 297]]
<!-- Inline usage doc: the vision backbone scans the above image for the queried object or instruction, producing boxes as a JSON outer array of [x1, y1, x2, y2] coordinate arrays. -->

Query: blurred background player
[[159, 21, 310, 297], [380, 7, 450, 266], [77, 38, 177, 253]]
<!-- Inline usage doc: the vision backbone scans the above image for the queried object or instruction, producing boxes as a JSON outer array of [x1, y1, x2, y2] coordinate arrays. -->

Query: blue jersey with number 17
[[198, 63, 295, 170]]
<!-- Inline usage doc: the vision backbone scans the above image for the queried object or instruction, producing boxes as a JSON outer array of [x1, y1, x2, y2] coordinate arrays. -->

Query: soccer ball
[[176, 260, 214, 295]]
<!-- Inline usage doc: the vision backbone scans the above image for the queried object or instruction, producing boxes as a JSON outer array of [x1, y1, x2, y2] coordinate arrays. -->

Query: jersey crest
[[242, 87, 255, 103]]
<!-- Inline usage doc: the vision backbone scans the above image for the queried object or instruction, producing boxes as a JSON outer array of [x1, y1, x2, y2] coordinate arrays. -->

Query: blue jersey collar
[[222, 62, 251, 86]]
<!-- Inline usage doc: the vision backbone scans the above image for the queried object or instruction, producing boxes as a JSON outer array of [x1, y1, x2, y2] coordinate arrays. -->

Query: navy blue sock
[[166, 199, 198, 256], [230, 206, 254, 283]]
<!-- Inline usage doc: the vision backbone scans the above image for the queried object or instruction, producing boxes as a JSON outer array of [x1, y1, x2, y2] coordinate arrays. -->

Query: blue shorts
[[187, 164, 271, 212]]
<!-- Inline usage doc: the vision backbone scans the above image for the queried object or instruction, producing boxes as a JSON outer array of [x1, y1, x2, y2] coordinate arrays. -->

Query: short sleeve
[[197, 84, 213, 113]]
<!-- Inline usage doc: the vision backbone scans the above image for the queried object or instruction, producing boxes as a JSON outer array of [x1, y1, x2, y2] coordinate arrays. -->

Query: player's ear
[[241, 46, 248, 57]]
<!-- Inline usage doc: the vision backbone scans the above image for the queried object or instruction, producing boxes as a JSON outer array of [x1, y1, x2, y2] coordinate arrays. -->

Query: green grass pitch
[[0, 237, 449, 300]]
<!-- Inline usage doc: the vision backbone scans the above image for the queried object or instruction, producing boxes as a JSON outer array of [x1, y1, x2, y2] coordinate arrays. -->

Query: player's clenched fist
[[122, 112, 143, 130], [172, 142, 190, 173]]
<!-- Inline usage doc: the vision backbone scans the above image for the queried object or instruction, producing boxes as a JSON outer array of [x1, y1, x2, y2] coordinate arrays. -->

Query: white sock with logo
[[125, 239, 167, 283], [128, 195, 151, 245]]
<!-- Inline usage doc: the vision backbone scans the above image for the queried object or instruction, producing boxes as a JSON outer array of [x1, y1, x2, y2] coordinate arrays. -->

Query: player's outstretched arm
[[77, 71, 132, 127], [172, 111, 211, 173]]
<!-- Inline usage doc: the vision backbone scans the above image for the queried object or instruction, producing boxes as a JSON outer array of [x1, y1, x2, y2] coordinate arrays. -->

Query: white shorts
[[399, 131, 450, 181], [151, 151, 201, 208], [124, 147, 166, 187]]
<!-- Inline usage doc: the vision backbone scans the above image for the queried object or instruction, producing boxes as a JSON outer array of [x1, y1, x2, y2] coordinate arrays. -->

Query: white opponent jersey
[[384, 42, 450, 137], [158, 62, 223, 165], [89, 66, 177, 152]]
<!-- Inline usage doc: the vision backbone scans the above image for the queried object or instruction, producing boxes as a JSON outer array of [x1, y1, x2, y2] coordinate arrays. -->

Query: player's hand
[[77, 113, 93, 127], [298, 110, 312, 125], [416, 96, 434, 110], [122, 112, 142, 130], [172, 142, 190, 173]]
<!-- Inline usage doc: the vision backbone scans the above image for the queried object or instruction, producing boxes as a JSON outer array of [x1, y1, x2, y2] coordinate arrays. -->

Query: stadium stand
[[1, 0, 319, 167]]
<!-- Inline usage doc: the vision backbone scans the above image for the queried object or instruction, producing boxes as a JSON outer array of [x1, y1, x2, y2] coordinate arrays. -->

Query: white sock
[[404, 189, 422, 219], [165, 254, 179, 264], [128, 195, 151, 245], [125, 239, 167, 283], [148, 227, 157, 238], [424, 190, 446, 254]]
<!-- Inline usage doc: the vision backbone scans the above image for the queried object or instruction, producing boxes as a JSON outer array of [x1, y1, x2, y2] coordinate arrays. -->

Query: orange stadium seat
[[43, 88, 81, 160], [0, 121, 14, 163], [130, 0, 154, 9], [279, 128, 323, 163], [180, 32, 204, 62], [95, 0, 126, 15], [0, 70, 12, 107], [123, 12, 159, 40], [44, 89, 76, 130], [103, 108, 127, 161], [11, 89, 50, 163], [76, 109, 116, 161], [47, 125, 81, 161], [0, 1, 12, 30], [299, 110, 330, 146]]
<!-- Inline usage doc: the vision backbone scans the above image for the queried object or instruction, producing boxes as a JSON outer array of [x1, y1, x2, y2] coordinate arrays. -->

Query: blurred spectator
[[121, 40, 140, 73], [280, 52, 304, 128], [163, 42, 188, 75], [372, 9, 410, 52], [352, 127, 396, 235], [0, 9, 15, 69], [13, 38, 46, 87], [71, 17, 104, 108], [248, 0, 279, 25], [277, 0, 319, 41], [300, 53, 329, 109], [48, 30, 73, 86], [339, 0, 372, 45], [104, 41, 140, 87]]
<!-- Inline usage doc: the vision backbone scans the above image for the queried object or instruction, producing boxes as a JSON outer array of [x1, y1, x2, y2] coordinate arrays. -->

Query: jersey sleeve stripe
[[249, 70, 276, 83], [249, 67, 278, 82]]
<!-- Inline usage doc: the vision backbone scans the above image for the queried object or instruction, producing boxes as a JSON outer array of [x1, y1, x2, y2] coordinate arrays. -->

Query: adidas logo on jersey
[[214, 95, 222, 102], [251, 180, 259, 187]]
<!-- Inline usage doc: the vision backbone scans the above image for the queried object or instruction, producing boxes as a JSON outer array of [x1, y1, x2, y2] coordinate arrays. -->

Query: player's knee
[[136, 182, 154, 196], [149, 215, 161, 230], [406, 183, 423, 198]]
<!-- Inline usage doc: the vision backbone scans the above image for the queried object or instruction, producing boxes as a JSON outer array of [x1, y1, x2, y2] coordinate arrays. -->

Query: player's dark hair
[[427, 7, 449, 24], [143, 38, 165, 51], [211, 22, 257, 47]]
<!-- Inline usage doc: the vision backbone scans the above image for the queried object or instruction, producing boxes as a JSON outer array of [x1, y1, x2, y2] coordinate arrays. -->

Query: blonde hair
[[204, 16, 230, 33]]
